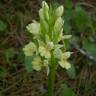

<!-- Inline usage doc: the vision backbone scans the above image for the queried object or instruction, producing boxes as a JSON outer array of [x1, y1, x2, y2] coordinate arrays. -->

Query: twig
[[0, 79, 21, 93], [70, 42, 96, 64], [77, 2, 96, 12]]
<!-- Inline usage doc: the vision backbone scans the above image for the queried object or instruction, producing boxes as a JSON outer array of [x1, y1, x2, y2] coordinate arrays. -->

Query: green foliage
[[64, 0, 73, 33], [64, 0, 73, 9], [24, 56, 33, 72], [72, 5, 92, 32], [83, 39, 96, 58], [63, 0, 95, 34], [5, 48, 15, 64], [61, 83, 75, 96], [0, 19, 7, 32], [0, 67, 7, 77], [66, 64, 76, 79]]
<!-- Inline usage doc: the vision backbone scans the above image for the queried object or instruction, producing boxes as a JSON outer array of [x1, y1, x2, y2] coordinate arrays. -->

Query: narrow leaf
[[61, 83, 75, 96]]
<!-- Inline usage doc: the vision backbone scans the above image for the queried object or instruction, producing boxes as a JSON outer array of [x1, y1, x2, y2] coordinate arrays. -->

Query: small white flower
[[23, 42, 36, 56]]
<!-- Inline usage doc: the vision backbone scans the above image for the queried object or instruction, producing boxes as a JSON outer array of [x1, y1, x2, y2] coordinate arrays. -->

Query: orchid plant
[[23, 1, 72, 96]]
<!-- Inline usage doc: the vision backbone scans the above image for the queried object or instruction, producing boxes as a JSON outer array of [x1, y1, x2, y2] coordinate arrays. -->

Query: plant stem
[[48, 54, 56, 96]]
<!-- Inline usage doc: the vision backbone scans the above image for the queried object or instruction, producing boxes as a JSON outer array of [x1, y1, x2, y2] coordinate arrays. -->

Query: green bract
[[23, 1, 72, 74]]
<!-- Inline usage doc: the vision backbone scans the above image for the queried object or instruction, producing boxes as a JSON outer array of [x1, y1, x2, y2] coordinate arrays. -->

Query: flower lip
[[32, 56, 43, 71], [23, 42, 36, 56]]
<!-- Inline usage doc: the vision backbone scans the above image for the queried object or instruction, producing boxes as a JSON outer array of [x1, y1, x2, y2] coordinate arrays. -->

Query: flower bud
[[54, 17, 64, 33], [39, 8, 44, 20], [42, 1, 49, 21], [56, 6, 64, 17], [39, 8, 49, 33], [42, 1, 49, 11]]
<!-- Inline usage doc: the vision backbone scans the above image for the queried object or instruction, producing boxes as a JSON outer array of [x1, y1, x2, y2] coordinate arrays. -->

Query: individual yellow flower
[[39, 45, 51, 59], [58, 52, 71, 69], [32, 56, 43, 71], [23, 42, 36, 56], [39, 41, 54, 59], [59, 60, 71, 69], [61, 52, 71, 60], [26, 20, 40, 35], [58, 28, 63, 42]]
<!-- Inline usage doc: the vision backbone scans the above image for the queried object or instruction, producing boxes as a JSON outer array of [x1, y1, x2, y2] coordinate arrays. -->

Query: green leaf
[[17, 50, 25, 63], [5, 48, 15, 64], [0, 20, 7, 31], [64, 7, 73, 33], [25, 56, 33, 72], [61, 83, 75, 96], [73, 6, 91, 31], [66, 64, 76, 79], [0, 67, 7, 77], [64, 0, 73, 10], [83, 39, 96, 58], [64, 21, 71, 33]]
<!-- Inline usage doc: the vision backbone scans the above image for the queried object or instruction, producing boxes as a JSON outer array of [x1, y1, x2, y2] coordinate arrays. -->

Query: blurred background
[[0, 0, 96, 96]]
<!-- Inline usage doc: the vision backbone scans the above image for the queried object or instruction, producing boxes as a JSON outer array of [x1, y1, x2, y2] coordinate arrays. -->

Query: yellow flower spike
[[56, 5, 64, 17], [32, 56, 43, 71], [39, 45, 51, 59], [23, 42, 36, 56], [26, 20, 40, 35]]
